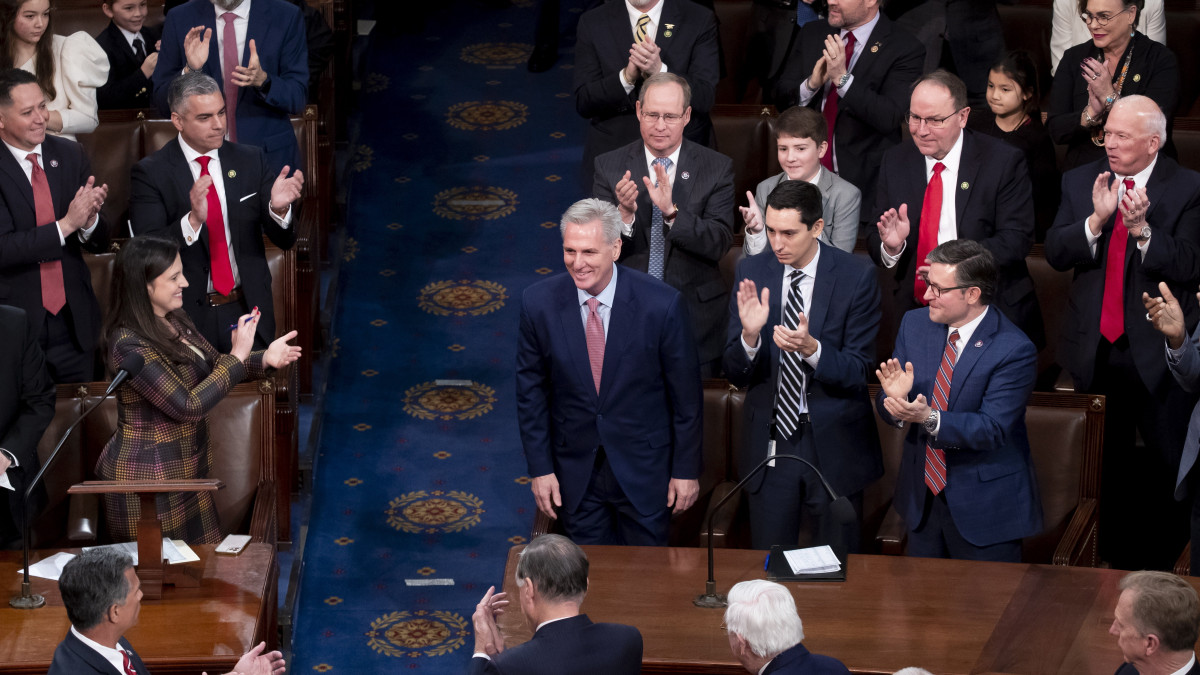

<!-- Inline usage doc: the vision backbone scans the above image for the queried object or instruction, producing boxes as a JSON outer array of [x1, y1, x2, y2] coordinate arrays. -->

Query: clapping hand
[[1143, 281, 1189, 350], [183, 26, 212, 72], [62, 177, 107, 234], [269, 165, 304, 216], [876, 358, 914, 400], [739, 191, 764, 234], [263, 330, 301, 369], [615, 170, 639, 222], [473, 586, 509, 656], [642, 161, 673, 214], [735, 279, 769, 347], [231, 39, 268, 88], [876, 204, 910, 256]]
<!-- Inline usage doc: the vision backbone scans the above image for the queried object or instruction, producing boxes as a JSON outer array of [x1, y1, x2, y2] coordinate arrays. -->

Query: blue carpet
[[292, 1, 591, 671]]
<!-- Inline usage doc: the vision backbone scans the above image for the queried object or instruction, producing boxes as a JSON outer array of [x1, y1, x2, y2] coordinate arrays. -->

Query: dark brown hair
[[103, 236, 200, 367], [774, 106, 827, 146], [0, 0, 56, 101], [990, 50, 1041, 116]]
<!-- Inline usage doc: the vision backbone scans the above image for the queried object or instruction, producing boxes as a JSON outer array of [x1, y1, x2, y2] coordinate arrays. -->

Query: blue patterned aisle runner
[[292, 1, 592, 671]]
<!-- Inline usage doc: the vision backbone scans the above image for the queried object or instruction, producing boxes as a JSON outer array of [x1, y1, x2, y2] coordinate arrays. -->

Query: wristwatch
[[923, 409, 940, 434], [664, 203, 679, 222], [1134, 225, 1152, 242], [836, 72, 851, 89]]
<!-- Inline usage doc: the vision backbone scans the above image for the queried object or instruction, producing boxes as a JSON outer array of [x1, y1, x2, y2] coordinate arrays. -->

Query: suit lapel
[[598, 271, 635, 403], [557, 279, 598, 403], [670, 141, 696, 235], [946, 308, 999, 408], [848, 13, 892, 80], [807, 243, 834, 339], [630, 142, 652, 247], [955, 131, 981, 227], [40, 140, 67, 216], [64, 630, 124, 674], [657, 0, 682, 61], [104, 23, 135, 70], [0, 145, 33, 212]]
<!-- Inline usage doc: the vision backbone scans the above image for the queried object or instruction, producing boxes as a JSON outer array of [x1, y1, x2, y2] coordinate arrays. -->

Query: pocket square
[[239, 192, 257, 202]]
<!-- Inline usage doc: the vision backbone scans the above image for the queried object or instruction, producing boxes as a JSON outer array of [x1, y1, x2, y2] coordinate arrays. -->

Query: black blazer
[[0, 135, 110, 355], [774, 13, 924, 213], [94, 21, 161, 110], [1115, 659, 1200, 675], [1047, 31, 1179, 172], [128, 139, 298, 345], [593, 138, 735, 365], [47, 630, 151, 675], [866, 129, 1043, 347], [468, 615, 642, 675], [1045, 156, 1200, 393], [762, 642, 852, 674], [0, 305, 53, 535], [573, 0, 719, 191]]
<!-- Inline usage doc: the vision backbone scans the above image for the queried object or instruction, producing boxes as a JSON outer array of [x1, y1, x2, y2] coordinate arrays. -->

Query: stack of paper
[[18, 539, 204, 580], [782, 545, 842, 575]]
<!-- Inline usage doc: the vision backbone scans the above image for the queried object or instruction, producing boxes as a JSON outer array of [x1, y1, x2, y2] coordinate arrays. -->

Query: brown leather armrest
[[1175, 542, 1192, 577], [1053, 369, 1076, 393], [1051, 498, 1099, 566], [67, 493, 98, 543], [531, 510, 554, 538], [876, 506, 907, 556], [699, 480, 740, 549], [249, 480, 278, 543]]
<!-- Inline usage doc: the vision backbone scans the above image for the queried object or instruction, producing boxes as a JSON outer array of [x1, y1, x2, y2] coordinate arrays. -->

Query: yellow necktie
[[635, 14, 650, 43]]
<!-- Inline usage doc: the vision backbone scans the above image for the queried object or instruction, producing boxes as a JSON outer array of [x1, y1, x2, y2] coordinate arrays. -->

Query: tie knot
[[586, 297, 599, 312], [948, 329, 960, 346], [222, 11, 237, 23], [844, 30, 856, 47], [932, 161, 945, 176], [25, 153, 38, 167], [637, 13, 649, 25], [652, 157, 671, 170], [789, 269, 804, 286], [1123, 178, 1136, 190], [195, 156, 211, 172]]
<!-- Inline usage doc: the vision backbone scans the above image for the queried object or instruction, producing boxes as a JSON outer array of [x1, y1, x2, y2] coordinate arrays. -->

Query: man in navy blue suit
[[724, 580, 851, 675], [470, 534, 642, 674], [152, 0, 307, 173], [723, 180, 882, 551], [516, 198, 703, 546], [876, 239, 1041, 562], [1110, 571, 1200, 675]]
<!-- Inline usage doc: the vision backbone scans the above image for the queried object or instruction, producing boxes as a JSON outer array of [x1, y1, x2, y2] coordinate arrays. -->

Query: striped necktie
[[776, 270, 807, 440], [925, 329, 959, 494], [635, 14, 650, 43]]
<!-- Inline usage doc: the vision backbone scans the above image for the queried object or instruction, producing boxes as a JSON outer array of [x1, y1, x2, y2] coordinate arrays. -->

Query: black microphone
[[693, 453, 854, 608], [10, 353, 145, 609]]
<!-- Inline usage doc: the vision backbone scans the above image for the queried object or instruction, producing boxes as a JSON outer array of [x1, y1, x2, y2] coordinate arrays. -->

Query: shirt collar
[[1168, 652, 1197, 675], [843, 9, 880, 46], [118, 26, 143, 50], [949, 305, 988, 347], [214, 0, 251, 21], [625, 0, 664, 30], [577, 263, 619, 308], [535, 615, 576, 632], [70, 625, 128, 665], [643, 142, 682, 174], [926, 129, 965, 177], [1122, 154, 1159, 189], [785, 242, 821, 279], [178, 136, 219, 164], [3, 139, 41, 166]]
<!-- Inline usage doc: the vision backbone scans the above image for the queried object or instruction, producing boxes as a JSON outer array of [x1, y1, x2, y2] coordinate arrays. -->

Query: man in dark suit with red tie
[[0, 69, 109, 384], [1046, 95, 1200, 571], [774, 0, 924, 214], [130, 71, 303, 351], [95, 0, 162, 110], [868, 70, 1043, 349]]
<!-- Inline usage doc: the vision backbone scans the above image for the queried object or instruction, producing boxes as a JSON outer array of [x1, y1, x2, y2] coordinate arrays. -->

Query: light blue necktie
[[648, 156, 671, 280]]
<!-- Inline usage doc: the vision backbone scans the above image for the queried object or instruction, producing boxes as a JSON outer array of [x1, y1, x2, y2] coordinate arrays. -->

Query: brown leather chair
[[873, 391, 1105, 566], [1175, 120, 1200, 175], [710, 104, 778, 230], [78, 113, 146, 235], [1165, 10, 1200, 117], [1027, 245, 1073, 386], [712, 0, 757, 105], [265, 243, 298, 541], [84, 247, 119, 324]]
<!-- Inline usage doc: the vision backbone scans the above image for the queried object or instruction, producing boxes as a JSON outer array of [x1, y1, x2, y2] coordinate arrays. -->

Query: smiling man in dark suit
[[868, 70, 1043, 348], [0, 68, 109, 384], [1046, 95, 1200, 571], [774, 0, 924, 213], [593, 73, 734, 377], [877, 239, 1042, 562], [129, 71, 302, 352], [470, 534, 642, 675], [723, 180, 881, 551], [516, 198, 702, 546], [574, 0, 719, 191], [95, 0, 162, 110]]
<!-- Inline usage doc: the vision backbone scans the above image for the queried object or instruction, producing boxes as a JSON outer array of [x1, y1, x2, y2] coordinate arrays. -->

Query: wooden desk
[[497, 545, 1199, 675], [0, 544, 278, 675]]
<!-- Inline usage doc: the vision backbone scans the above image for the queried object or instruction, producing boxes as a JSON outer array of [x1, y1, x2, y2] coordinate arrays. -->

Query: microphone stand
[[11, 357, 142, 609]]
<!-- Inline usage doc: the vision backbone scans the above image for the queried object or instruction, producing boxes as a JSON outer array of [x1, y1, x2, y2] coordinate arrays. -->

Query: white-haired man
[[724, 579, 850, 674]]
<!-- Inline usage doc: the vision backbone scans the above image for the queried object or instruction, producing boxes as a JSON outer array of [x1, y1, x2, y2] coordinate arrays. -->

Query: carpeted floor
[[291, 1, 591, 670]]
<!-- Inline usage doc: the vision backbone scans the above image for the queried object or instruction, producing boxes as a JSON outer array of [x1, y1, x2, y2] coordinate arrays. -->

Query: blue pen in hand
[[228, 306, 260, 331]]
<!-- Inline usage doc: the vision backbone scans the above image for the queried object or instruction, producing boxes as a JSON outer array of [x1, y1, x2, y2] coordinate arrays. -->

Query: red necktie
[[585, 298, 605, 393], [819, 31, 856, 172], [925, 329, 959, 495], [195, 156, 235, 295], [221, 12, 239, 142], [1100, 178, 1138, 342], [122, 649, 138, 675], [28, 153, 65, 315], [913, 162, 946, 302]]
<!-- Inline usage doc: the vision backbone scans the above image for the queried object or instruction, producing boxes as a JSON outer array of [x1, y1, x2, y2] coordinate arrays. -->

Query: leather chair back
[[78, 116, 145, 234], [712, 0, 757, 105], [30, 386, 88, 547], [84, 249, 118, 326], [863, 384, 905, 552], [710, 104, 778, 229], [144, 118, 179, 157], [1027, 247, 1073, 380]]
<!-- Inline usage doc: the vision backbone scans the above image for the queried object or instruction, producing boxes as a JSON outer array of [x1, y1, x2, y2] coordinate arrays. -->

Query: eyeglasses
[[919, 273, 973, 298], [1080, 5, 1132, 26], [905, 108, 965, 129], [641, 112, 685, 125]]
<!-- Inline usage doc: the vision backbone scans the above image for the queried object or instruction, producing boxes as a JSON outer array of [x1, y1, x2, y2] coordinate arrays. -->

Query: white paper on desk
[[782, 545, 842, 575], [169, 539, 200, 563], [82, 538, 194, 565], [19, 551, 77, 581]]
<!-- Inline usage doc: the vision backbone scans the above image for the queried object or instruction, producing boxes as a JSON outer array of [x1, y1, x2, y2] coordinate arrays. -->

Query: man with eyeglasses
[[876, 238, 1041, 562], [594, 72, 735, 377], [773, 0, 924, 215], [867, 69, 1042, 357], [1046, 94, 1200, 571], [574, 0, 719, 193]]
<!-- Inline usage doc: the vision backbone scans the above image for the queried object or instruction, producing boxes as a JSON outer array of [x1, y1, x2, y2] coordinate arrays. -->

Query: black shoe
[[527, 46, 558, 73]]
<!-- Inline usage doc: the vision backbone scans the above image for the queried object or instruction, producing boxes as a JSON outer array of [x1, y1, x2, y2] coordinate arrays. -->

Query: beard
[[211, 0, 244, 10]]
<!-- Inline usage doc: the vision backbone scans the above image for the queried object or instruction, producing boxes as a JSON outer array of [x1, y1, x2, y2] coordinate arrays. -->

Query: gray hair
[[1120, 571, 1200, 652], [168, 71, 222, 115], [723, 580, 804, 658], [1112, 95, 1168, 145], [639, 72, 692, 110], [560, 198, 622, 244], [58, 549, 135, 631], [893, 669, 936, 675], [514, 534, 589, 604]]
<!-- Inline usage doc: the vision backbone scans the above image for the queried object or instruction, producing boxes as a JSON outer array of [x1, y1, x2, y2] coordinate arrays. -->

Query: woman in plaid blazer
[[95, 236, 300, 544]]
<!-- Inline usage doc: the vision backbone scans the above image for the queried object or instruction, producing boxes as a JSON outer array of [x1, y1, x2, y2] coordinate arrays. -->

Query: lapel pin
[[664, 30, 672, 37], [960, 181, 969, 190], [870, 43, 880, 53], [664, 23, 674, 36], [227, 169, 236, 178], [681, 171, 690, 180], [974, 340, 983, 348], [48, 159, 58, 168], [1133, 73, 1141, 82]]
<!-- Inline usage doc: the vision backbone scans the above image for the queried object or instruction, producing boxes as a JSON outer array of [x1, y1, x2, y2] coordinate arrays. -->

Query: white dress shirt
[[881, 130, 966, 267], [577, 264, 619, 339], [619, 0, 668, 92], [927, 306, 989, 436], [1083, 156, 1157, 261], [118, 26, 144, 53], [3, 140, 99, 245], [71, 625, 136, 675], [620, 143, 682, 234], [176, 136, 291, 293]]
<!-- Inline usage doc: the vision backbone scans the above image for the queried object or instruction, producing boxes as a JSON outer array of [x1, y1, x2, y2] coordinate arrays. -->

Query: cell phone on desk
[[216, 534, 252, 556]]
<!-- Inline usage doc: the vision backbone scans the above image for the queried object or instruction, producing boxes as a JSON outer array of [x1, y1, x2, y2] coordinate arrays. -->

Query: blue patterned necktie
[[648, 156, 671, 280]]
